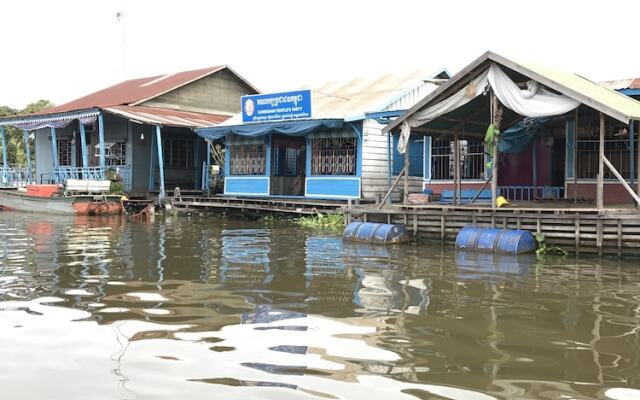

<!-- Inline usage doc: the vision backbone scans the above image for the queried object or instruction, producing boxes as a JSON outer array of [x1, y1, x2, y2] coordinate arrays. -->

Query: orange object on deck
[[26, 185, 59, 198]]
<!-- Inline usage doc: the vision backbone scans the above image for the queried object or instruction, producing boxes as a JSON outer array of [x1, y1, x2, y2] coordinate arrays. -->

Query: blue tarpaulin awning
[[196, 119, 344, 141], [499, 117, 552, 153]]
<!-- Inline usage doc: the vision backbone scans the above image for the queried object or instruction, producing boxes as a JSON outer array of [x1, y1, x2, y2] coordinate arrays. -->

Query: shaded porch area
[[381, 52, 640, 213]]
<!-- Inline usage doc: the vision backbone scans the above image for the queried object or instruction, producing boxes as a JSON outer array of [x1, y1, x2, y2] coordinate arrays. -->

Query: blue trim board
[[365, 110, 406, 125], [305, 176, 360, 199], [224, 176, 270, 196]]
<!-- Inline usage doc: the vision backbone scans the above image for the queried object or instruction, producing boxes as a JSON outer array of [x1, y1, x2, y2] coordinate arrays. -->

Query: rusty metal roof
[[104, 106, 229, 128], [0, 65, 258, 129], [35, 66, 232, 115]]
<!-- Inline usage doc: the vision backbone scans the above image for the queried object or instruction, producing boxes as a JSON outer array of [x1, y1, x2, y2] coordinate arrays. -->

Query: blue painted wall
[[225, 176, 269, 196], [305, 177, 360, 199]]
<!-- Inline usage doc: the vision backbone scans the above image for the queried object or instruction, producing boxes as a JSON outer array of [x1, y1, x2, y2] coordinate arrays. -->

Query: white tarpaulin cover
[[397, 63, 580, 153]]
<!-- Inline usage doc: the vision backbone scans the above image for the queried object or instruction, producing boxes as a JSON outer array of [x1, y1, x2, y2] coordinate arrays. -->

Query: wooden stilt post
[[636, 120, 640, 204], [1, 126, 7, 184], [403, 145, 410, 206], [597, 113, 605, 213], [454, 131, 461, 205], [98, 113, 106, 178], [23, 131, 32, 183], [79, 122, 89, 169], [629, 120, 635, 190], [532, 139, 538, 200], [50, 127, 59, 182], [490, 92, 501, 211], [155, 125, 166, 204]]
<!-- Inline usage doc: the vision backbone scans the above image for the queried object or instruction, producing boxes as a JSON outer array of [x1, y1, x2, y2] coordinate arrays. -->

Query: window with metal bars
[[57, 139, 72, 166], [576, 116, 637, 179], [229, 144, 266, 175], [106, 142, 126, 166], [311, 138, 357, 176], [431, 139, 485, 180]]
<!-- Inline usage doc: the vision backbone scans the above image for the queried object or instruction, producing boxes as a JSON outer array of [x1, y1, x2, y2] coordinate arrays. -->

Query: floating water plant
[[534, 233, 567, 256], [296, 213, 344, 228]]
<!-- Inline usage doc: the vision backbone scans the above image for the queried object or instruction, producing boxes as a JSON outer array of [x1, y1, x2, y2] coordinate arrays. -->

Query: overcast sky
[[1, 0, 638, 109]]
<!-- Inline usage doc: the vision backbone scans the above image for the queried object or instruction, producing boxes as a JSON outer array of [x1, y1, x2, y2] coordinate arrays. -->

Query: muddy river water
[[0, 213, 639, 399]]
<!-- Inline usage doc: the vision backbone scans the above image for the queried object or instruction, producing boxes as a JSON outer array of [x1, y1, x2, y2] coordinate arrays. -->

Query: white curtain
[[397, 63, 580, 154], [486, 64, 579, 118]]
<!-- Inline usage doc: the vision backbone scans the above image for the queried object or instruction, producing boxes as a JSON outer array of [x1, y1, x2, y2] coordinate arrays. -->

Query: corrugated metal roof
[[104, 106, 229, 128], [218, 69, 447, 127], [385, 51, 640, 133], [308, 70, 442, 120], [511, 56, 640, 123], [600, 78, 640, 90], [35, 66, 229, 115]]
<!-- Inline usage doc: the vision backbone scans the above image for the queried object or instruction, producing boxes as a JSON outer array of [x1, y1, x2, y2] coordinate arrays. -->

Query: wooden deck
[[168, 193, 640, 253], [346, 202, 640, 254], [170, 195, 352, 215]]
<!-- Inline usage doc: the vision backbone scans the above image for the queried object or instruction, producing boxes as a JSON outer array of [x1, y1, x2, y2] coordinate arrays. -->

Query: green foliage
[[296, 213, 344, 229], [0, 99, 54, 165], [534, 233, 567, 256], [109, 181, 125, 195]]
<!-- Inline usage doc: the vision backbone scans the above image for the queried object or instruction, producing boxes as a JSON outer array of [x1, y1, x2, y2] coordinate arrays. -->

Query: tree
[[0, 100, 54, 165]]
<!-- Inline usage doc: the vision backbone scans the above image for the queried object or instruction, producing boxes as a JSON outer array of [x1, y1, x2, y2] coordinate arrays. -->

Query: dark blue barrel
[[343, 222, 410, 245], [455, 226, 536, 255]]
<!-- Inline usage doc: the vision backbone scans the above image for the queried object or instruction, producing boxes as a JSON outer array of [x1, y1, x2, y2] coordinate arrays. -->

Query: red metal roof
[[104, 105, 230, 128], [37, 66, 228, 115]]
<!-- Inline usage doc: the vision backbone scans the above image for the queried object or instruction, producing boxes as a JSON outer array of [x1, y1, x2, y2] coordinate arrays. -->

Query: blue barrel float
[[455, 226, 536, 255], [343, 222, 410, 245]]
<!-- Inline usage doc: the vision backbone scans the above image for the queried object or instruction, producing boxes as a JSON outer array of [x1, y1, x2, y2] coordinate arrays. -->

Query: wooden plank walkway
[[171, 195, 350, 215]]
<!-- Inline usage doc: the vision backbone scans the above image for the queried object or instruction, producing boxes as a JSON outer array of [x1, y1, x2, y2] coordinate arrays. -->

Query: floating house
[[0, 66, 259, 200], [196, 70, 449, 201], [381, 51, 640, 210], [338, 51, 640, 252]]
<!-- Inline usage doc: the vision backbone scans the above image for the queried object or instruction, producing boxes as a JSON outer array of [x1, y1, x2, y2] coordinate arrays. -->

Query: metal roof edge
[[0, 108, 101, 126], [196, 118, 345, 133], [486, 52, 634, 124], [383, 51, 493, 133], [384, 50, 640, 133], [128, 65, 245, 106], [375, 68, 452, 114]]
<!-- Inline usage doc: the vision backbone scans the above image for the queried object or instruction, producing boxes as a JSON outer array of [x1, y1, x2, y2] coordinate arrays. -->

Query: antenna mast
[[116, 0, 127, 80]]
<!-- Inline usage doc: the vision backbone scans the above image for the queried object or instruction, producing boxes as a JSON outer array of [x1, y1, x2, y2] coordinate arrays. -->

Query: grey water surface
[[0, 212, 639, 400]]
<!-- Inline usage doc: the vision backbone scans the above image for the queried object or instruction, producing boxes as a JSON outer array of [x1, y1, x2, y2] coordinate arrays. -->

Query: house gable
[[139, 68, 258, 115]]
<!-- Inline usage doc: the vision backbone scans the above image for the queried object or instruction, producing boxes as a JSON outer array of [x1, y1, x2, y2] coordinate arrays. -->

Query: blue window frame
[[392, 135, 423, 177]]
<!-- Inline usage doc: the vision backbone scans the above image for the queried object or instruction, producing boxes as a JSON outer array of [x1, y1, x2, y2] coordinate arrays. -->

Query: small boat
[[0, 181, 123, 215], [122, 199, 155, 218]]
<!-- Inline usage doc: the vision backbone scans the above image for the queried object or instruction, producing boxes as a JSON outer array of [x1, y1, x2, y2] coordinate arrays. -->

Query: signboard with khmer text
[[241, 90, 312, 123]]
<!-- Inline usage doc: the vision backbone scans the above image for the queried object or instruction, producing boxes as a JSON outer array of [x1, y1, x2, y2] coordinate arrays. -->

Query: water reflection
[[0, 213, 639, 399]]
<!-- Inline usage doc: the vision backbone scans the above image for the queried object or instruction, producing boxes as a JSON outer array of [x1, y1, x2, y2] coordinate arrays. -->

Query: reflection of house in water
[[220, 229, 273, 285], [304, 236, 430, 315]]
